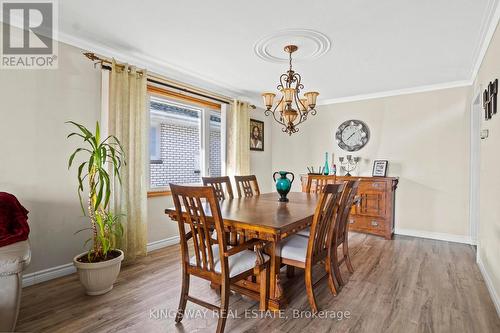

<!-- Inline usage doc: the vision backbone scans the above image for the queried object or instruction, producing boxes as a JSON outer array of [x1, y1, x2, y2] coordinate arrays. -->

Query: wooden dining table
[[165, 191, 320, 310]]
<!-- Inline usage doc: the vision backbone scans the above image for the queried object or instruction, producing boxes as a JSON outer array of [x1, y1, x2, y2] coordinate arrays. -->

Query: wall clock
[[335, 120, 370, 151]]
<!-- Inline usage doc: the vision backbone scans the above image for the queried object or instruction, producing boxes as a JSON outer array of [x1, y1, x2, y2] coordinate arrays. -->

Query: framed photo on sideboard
[[372, 160, 388, 177]]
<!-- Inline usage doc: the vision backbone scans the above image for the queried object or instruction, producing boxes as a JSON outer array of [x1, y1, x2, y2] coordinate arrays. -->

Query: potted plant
[[67, 121, 126, 295]]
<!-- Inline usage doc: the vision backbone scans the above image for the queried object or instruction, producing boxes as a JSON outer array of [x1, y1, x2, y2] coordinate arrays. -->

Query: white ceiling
[[57, 0, 497, 104]]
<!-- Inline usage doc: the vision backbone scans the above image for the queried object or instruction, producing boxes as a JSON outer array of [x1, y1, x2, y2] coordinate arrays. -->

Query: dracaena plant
[[67, 121, 126, 262]]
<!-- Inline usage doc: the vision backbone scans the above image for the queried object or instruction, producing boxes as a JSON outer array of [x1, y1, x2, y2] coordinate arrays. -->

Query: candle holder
[[338, 155, 360, 176]]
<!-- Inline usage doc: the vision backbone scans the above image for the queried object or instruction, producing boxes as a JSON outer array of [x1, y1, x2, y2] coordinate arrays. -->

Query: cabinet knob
[[349, 219, 355, 224], [371, 220, 379, 226]]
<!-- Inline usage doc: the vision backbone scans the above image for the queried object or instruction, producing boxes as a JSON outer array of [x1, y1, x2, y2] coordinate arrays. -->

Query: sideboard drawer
[[359, 180, 387, 193], [348, 216, 387, 234]]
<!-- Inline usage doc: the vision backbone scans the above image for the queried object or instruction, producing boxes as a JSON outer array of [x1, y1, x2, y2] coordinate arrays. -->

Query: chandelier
[[261, 45, 319, 135]]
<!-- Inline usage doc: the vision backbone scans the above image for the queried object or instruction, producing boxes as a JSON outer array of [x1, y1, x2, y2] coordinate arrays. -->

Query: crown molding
[[317, 79, 472, 106], [57, 30, 248, 100], [30, 24, 250, 102], [470, 0, 500, 81]]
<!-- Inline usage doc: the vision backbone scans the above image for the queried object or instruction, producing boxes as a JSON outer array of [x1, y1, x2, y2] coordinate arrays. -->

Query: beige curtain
[[226, 100, 250, 177], [109, 60, 148, 261]]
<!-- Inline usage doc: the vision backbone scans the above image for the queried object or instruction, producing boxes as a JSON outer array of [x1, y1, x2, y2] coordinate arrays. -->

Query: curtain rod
[[83, 52, 256, 109]]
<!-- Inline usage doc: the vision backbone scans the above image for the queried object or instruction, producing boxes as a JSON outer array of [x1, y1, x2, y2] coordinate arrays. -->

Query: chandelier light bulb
[[261, 92, 276, 108], [282, 88, 295, 103], [304, 91, 319, 108]]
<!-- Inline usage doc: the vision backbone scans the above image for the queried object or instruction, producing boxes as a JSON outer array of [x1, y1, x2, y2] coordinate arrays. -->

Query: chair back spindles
[[305, 175, 337, 194], [202, 176, 234, 200], [235, 175, 261, 197], [171, 185, 227, 273], [306, 183, 344, 263], [336, 180, 360, 242], [327, 179, 360, 288]]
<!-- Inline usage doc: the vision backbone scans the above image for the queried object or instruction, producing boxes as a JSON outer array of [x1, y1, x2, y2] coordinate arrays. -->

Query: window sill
[[147, 190, 172, 198]]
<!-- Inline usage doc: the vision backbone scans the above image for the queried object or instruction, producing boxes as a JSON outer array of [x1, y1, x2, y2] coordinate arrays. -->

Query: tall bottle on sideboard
[[331, 153, 337, 175], [323, 152, 330, 175]]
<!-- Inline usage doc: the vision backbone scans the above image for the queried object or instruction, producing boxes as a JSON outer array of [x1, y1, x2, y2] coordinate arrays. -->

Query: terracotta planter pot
[[73, 250, 124, 296]]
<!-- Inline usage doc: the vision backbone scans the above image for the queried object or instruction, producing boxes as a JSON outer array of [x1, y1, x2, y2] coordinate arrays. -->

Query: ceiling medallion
[[261, 45, 319, 135], [253, 29, 331, 63]]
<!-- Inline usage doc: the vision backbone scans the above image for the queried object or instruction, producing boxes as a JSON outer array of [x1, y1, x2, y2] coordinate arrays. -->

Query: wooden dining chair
[[202, 176, 234, 200], [170, 184, 269, 333], [234, 175, 260, 197], [329, 180, 359, 289], [297, 175, 338, 237], [305, 174, 337, 194], [280, 183, 344, 312]]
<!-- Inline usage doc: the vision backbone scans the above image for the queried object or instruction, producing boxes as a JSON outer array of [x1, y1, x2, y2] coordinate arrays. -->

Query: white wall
[[473, 18, 500, 313], [271, 87, 471, 238], [250, 107, 274, 193], [0, 42, 102, 273], [147, 196, 177, 243]]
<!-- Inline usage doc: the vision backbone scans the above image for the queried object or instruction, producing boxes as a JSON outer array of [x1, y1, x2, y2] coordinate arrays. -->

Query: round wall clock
[[335, 120, 370, 151]]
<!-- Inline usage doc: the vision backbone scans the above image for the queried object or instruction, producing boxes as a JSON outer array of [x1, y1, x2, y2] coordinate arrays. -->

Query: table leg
[[267, 240, 284, 308]]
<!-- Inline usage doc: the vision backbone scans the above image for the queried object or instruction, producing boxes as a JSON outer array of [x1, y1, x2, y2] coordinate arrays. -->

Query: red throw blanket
[[0, 192, 30, 247]]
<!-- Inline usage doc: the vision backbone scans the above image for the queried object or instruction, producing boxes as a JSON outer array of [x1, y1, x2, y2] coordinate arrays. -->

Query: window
[[208, 111, 222, 177], [149, 123, 160, 161], [148, 89, 224, 189]]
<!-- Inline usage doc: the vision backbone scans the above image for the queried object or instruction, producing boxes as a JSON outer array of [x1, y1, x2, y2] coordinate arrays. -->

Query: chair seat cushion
[[190, 244, 269, 278], [296, 227, 310, 237], [280, 234, 309, 262], [0, 240, 31, 276]]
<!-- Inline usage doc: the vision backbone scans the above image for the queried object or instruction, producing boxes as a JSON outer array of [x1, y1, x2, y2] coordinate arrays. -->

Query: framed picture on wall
[[372, 160, 388, 177], [250, 119, 264, 151]]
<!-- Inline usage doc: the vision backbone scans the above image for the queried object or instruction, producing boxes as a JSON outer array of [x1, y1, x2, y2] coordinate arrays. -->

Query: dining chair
[[234, 175, 260, 197], [297, 175, 338, 238], [280, 183, 344, 312], [329, 179, 359, 288], [305, 174, 337, 194], [202, 176, 234, 200], [170, 184, 269, 333]]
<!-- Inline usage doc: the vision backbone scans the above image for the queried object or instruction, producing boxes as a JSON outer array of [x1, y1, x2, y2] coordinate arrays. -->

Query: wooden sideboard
[[300, 175, 398, 239]]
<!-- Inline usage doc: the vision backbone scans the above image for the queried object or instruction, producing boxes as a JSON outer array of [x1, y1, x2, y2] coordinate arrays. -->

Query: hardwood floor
[[17, 233, 500, 332]]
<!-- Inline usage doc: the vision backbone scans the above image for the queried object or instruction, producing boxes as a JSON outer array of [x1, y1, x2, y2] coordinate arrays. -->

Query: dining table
[[165, 191, 320, 310]]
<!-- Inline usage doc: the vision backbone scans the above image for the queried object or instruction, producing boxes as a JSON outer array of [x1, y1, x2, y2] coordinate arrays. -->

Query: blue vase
[[273, 171, 295, 202]]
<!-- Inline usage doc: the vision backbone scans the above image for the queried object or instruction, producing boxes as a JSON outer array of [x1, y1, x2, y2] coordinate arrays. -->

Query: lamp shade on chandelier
[[262, 45, 319, 135]]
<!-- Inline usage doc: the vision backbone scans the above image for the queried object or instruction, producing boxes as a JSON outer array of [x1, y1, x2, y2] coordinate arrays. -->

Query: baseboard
[[146, 236, 180, 252], [395, 228, 474, 245], [22, 263, 76, 288], [22, 236, 180, 288], [477, 252, 500, 316]]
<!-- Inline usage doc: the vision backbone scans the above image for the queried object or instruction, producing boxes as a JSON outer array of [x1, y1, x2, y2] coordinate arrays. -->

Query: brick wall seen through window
[[149, 97, 221, 188]]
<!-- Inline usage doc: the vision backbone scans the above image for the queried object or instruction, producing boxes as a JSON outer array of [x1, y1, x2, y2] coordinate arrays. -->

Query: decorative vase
[[323, 152, 330, 175], [73, 249, 124, 295], [273, 171, 294, 202], [331, 153, 337, 175]]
